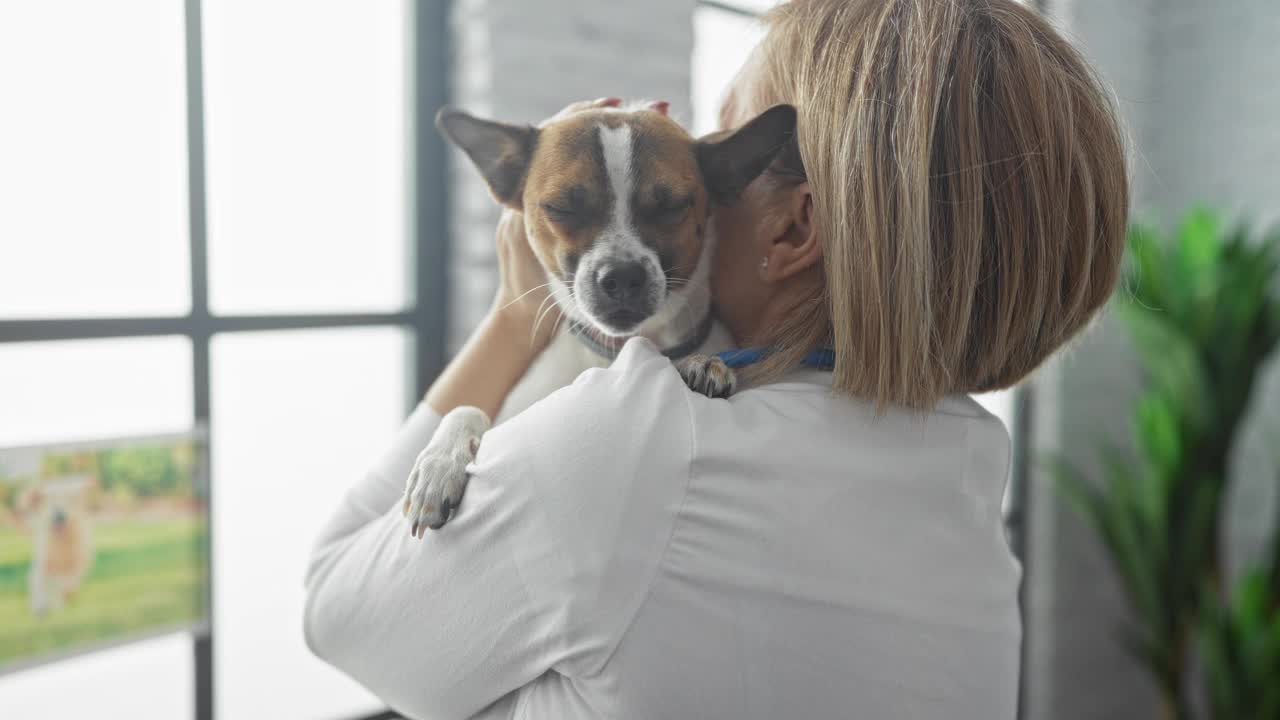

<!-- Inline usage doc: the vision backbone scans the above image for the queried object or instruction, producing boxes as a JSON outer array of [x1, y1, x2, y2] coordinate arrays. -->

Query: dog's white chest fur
[[494, 329, 613, 423]]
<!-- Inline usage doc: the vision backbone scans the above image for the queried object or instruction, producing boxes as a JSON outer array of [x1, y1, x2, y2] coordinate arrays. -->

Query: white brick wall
[[445, 0, 696, 350], [1029, 1, 1280, 718]]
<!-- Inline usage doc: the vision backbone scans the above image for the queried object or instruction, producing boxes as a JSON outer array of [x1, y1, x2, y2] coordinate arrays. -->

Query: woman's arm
[[308, 210, 557, 553], [305, 97, 634, 716], [425, 211, 561, 420], [304, 340, 694, 718]]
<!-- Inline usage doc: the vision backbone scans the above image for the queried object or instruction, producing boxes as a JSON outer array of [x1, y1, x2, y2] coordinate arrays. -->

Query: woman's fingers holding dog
[[539, 97, 622, 126], [491, 210, 562, 352]]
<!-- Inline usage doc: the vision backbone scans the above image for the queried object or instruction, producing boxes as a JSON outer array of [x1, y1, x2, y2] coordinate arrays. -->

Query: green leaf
[[1063, 446, 1168, 636], [1172, 208, 1224, 342], [1198, 571, 1280, 719], [1133, 394, 1182, 476], [1175, 207, 1221, 281], [1088, 213, 1280, 717], [1116, 302, 1212, 430]]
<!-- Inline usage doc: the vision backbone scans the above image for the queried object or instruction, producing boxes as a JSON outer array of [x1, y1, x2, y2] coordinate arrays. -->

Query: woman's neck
[[733, 276, 827, 349]]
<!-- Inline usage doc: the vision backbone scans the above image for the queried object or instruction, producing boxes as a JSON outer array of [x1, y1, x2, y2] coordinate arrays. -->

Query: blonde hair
[[738, 0, 1129, 409]]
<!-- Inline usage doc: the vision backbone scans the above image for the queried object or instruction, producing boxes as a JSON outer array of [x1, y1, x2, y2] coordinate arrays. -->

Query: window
[[202, 0, 410, 316], [0, 1, 447, 719], [692, 3, 772, 136], [0, 1, 191, 320]]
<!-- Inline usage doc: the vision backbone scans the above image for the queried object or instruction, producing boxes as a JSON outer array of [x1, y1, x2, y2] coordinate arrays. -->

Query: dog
[[15, 476, 96, 616], [401, 100, 797, 535]]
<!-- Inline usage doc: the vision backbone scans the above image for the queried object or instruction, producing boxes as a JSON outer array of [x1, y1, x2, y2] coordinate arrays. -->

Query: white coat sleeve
[[302, 339, 694, 719]]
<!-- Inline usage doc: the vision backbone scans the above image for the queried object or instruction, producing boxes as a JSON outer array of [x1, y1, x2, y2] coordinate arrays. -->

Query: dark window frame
[[0, 2, 451, 719]]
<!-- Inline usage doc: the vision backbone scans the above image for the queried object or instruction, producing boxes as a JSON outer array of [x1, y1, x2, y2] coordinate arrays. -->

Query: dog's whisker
[[662, 261, 700, 275], [499, 281, 559, 312], [530, 294, 562, 346], [528, 295, 553, 340], [533, 294, 556, 328]]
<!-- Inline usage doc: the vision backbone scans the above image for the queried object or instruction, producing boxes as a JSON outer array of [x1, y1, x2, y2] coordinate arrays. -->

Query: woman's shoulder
[[465, 339, 695, 670], [483, 337, 694, 462], [472, 337, 695, 540]]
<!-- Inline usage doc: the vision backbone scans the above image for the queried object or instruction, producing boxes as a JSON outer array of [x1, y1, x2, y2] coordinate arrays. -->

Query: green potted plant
[[1055, 209, 1280, 719]]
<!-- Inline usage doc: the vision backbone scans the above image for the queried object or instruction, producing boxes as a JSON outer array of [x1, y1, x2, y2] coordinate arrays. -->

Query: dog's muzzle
[[587, 260, 659, 332]]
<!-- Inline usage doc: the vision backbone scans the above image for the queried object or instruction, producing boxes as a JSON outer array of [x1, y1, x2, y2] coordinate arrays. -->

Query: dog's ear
[[695, 104, 797, 206], [436, 108, 538, 209]]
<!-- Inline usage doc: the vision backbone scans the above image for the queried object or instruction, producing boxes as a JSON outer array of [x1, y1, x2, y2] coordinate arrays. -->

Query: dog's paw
[[402, 407, 489, 537], [676, 354, 737, 399], [402, 442, 474, 537]]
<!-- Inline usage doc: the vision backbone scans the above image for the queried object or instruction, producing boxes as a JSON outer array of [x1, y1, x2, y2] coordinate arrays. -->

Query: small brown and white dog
[[15, 476, 96, 615], [401, 100, 796, 535]]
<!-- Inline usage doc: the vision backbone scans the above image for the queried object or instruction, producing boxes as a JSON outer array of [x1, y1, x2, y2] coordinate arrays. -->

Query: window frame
[[0, 1, 451, 719]]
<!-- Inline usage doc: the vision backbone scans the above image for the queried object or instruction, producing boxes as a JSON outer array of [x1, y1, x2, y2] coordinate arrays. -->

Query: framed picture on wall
[[0, 430, 209, 675]]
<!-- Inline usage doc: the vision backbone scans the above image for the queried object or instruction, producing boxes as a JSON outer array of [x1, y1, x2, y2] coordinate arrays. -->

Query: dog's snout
[[596, 263, 648, 303]]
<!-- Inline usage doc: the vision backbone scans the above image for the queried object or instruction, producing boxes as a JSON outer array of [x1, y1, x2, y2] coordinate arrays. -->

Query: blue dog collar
[[715, 347, 835, 370]]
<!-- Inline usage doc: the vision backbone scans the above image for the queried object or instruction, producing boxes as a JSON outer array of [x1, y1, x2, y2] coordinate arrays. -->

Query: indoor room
[[1, 1, 1277, 719]]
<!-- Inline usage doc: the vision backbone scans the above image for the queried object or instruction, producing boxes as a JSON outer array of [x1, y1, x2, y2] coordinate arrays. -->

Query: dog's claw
[[402, 437, 480, 536], [676, 355, 737, 399]]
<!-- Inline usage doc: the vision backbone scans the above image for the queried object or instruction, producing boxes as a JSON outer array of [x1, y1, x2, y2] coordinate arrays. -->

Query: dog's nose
[[596, 263, 648, 304]]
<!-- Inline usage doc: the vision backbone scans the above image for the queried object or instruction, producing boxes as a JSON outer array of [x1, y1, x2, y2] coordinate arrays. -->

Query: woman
[[304, 0, 1127, 718]]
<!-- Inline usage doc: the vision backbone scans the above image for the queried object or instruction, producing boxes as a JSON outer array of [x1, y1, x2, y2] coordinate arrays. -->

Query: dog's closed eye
[[639, 186, 694, 226], [542, 202, 581, 224], [644, 198, 693, 226], [542, 185, 595, 227]]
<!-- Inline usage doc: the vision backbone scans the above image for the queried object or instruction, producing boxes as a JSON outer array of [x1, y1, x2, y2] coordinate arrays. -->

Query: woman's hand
[[488, 210, 560, 353]]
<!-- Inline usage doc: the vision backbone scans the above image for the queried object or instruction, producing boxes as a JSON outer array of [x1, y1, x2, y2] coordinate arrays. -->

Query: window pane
[[0, 338, 194, 719], [0, 635, 192, 720], [0, 1, 191, 319], [0, 337, 193, 448], [692, 5, 767, 136], [211, 327, 408, 720], [203, 1, 410, 316]]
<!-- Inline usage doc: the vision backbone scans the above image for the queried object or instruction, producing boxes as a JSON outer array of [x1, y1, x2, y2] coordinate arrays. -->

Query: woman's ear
[[761, 182, 820, 283]]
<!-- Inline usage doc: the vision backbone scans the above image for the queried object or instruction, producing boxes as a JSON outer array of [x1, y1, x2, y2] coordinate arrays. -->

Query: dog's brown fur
[[402, 103, 797, 533], [523, 111, 709, 287]]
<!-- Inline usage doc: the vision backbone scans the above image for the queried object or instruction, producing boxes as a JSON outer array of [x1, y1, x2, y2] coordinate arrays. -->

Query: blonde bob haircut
[[739, 0, 1129, 409]]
